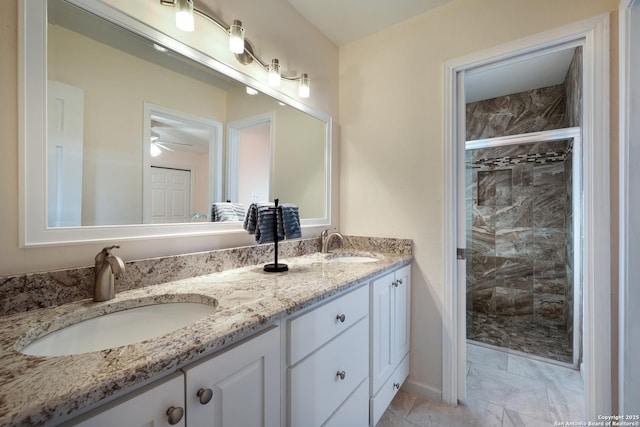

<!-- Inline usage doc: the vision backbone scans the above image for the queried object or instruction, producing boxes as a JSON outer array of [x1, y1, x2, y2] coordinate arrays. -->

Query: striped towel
[[211, 203, 245, 222], [244, 202, 300, 243], [280, 204, 301, 239]]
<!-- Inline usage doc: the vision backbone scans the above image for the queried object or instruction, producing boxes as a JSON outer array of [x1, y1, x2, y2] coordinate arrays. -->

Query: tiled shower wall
[[466, 141, 572, 326]]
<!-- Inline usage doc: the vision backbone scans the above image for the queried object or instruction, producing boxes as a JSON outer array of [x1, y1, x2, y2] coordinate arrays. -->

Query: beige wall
[[339, 0, 618, 399], [0, 0, 338, 276]]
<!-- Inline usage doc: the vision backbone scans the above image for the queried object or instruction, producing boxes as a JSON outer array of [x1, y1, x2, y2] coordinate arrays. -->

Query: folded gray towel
[[280, 204, 301, 239], [244, 202, 301, 243], [211, 203, 245, 222]]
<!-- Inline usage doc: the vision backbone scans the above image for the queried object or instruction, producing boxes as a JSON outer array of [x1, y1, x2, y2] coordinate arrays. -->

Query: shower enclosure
[[465, 129, 581, 365]]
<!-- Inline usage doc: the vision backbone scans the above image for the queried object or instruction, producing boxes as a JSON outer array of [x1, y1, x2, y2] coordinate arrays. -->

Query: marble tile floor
[[467, 311, 573, 363], [377, 343, 584, 427]]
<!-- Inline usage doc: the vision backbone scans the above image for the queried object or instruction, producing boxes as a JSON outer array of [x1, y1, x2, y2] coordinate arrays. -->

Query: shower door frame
[[442, 14, 611, 419], [465, 127, 582, 368]]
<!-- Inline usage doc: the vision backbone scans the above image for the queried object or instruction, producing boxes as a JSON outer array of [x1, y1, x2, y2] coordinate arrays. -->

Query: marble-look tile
[[547, 381, 586, 422], [503, 408, 555, 427], [532, 228, 565, 262], [495, 228, 533, 258], [478, 170, 497, 206], [494, 287, 532, 315], [511, 163, 533, 187], [406, 396, 467, 427], [466, 84, 568, 140], [471, 256, 496, 290], [387, 390, 417, 419], [496, 202, 532, 230], [376, 409, 420, 427], [534, 294, 565, 326], [507, 353, 583, 393], [534, 258, 566, 296], [533, 162, 565, 187], [458, 398, 504, 427], [467, 363, 551, 421], [471, 225, 496, 257], [533, 185, 565, 229], [472, 288, 495, 314], [467, 342, 508, 371], [496, 257, 533, 290]]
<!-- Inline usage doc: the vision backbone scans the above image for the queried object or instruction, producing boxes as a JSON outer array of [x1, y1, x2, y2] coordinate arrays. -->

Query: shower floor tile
[[466, 311, 573, 363]]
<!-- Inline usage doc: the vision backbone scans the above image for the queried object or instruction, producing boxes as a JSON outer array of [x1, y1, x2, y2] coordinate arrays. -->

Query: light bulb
[[268, 59, 281, 87], [150, 143, 162, 157], [229, 20, 245, 54], [298, 73, 310, 98], [175, 0, 194, 32]]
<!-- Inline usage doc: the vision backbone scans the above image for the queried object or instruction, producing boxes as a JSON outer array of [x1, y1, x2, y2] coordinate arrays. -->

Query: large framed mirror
[[20, 0, 331, 246]]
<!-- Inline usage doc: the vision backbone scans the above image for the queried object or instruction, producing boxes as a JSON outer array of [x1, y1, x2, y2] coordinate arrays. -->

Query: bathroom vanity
[[0, 239, 412, 426]]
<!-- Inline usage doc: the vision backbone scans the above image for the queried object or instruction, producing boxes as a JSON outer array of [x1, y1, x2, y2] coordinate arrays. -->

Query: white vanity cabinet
[[64, 327, 280, 427], [287, 284, 369, 427], [182, 326, 281, 427], [64, 372, 186, 427], [370, 265, 411, 426]]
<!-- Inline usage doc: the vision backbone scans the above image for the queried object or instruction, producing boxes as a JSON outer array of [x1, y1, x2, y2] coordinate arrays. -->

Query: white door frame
[[226, 112, 275, 203], [618, 0, 639, 415], [142, 102, 223, 223], [442, 14, 611, 418]]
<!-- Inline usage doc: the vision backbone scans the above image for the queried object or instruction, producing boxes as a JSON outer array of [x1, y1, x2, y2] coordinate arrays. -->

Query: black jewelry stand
[[264, 198, 288, 272]]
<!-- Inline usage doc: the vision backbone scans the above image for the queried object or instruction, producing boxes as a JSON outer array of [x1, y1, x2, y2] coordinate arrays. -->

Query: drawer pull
[[336, 370, 346, 380], [393, 382, 400, 390], [336, 314, 346, 323], [166, 406, 184, 425], [197, 388, 213, 405]]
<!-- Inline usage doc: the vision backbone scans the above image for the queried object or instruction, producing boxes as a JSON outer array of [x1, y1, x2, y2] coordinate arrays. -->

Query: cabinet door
[[184, 326, 280, 427], [370, 271, 394, 395], [392, 265, 411, 362], [66, 372, 185, 427]]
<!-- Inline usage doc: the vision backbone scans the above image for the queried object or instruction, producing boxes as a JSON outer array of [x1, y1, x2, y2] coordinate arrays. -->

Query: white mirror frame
[[18, 0, 331, 247]]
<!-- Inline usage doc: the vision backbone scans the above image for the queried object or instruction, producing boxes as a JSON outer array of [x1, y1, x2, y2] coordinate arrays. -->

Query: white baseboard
[[401, 378, 442, 403]]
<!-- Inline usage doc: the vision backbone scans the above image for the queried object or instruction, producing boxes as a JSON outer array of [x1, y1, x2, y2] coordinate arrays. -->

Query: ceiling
[[286, 0, 576, 103], [286, 0, 453, 46]]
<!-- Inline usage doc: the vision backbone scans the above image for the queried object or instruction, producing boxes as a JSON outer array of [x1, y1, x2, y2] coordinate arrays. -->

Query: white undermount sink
[[19, 301, 216, 357], [325, 254, 380, 263]]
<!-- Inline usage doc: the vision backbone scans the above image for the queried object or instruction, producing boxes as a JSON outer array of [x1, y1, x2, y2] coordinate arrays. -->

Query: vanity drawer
[[288, 284, 368, 365], [370, 353, 410, 427], [289, 317, 368, 427]]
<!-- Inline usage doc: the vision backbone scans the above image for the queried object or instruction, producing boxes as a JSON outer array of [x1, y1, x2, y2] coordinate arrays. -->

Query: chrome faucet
[[321, 229, 344, 253], [94, 245, 125, 302]]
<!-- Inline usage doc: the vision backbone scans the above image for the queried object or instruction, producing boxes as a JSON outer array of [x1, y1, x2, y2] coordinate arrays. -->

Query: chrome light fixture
[[229, 20, 245, 54], [268, 59, 281, 87], [161, 0, 311, 97], [298, 73, 310, 98], [175, 0, 194, 32]]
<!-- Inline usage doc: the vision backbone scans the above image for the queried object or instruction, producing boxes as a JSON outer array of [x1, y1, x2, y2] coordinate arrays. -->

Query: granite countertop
[[0, 250, 411, 426]]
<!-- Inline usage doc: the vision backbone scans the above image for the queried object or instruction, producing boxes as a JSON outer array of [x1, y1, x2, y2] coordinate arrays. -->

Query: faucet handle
[[95, 245, 121, 263]]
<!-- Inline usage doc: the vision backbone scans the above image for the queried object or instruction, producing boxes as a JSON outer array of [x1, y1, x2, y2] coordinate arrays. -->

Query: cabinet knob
[[393, 383, 400, 390], [197, 388, 213, 405], [336, 313, 346, 323], [166, 406, 184, 425], [397, 278, 403, 285], [392, 280, 399, 288], [336, 370, 346, 380]]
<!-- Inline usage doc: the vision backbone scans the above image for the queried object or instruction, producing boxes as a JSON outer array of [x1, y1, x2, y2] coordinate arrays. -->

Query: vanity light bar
[[160, 0, 310, 97]]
